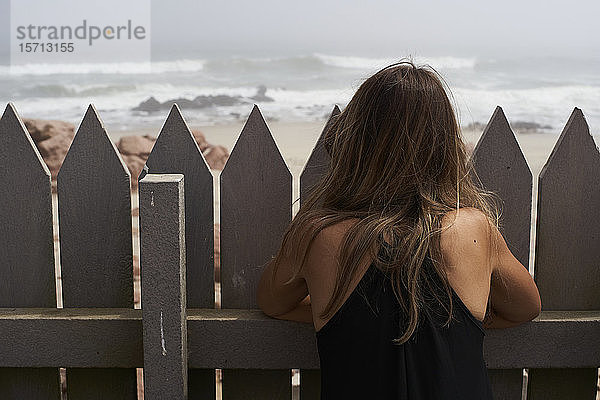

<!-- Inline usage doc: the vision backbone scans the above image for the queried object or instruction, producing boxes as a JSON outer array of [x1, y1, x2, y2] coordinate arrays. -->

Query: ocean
[[1, 52, 599, 136]]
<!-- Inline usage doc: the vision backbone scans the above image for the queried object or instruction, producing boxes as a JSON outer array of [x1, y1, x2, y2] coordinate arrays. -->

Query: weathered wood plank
[[220, 105, 293, 398], [299, 369, 321, 400], [527, 368, 599, 399], [140, 174, 187, 399], [0, 103, 59, 399], [0, 309, 598, 369], [299, 105, 340, 201], [470, 106, 532, 268], [487, 369, 523, 400], [139, 105, 214, 308], [470, 107, 533, 398], [0, 308, 143, 367], [57, 104, 136, 398], [139, 105, 216, 398], [222, 369, 291, 400], [534, 108, 600, 309], [0, 368, 60, 400], [530, 108, 600, 400]]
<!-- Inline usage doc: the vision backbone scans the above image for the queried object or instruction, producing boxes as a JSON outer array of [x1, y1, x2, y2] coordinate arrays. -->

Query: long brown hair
[[269, 59, 502, 344]]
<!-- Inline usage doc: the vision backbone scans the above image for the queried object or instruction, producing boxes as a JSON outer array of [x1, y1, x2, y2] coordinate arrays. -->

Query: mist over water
[[1, 52, 599, 135]]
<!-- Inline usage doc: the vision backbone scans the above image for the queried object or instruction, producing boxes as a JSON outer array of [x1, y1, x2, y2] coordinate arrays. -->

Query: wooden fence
[[0, 101, 599, 400]]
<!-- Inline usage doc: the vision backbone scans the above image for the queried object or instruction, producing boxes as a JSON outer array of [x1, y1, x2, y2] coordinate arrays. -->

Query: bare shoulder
[[440, 207, 492, 253], [302, 217, 361, 278], [439, 208, 493, 279], [439, 207, 494, 321]]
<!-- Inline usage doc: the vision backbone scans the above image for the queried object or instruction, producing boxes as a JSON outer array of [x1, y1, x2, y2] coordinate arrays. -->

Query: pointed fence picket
[[0, 102, 598, 400], [528, 108, 600, 399], [219, 105, 293, 399], [57, 105, 137, 398], [0, 103, 59, 399], [470, 106, 533, 399]]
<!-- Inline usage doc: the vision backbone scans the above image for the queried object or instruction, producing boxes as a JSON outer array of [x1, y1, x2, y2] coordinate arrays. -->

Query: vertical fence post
[[140, 105, 216, 398], [140, 174, 187, 399]]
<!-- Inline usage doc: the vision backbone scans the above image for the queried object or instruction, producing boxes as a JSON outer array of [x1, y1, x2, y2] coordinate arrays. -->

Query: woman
[[256, 60, 541, 399]]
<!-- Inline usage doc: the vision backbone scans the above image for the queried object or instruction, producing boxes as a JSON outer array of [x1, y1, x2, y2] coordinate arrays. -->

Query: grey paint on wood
[[531, 108, 600, 399], [222, 369, 291, 400], [66, 368, 137, 400], [140, 174, 188, 399], [0, 104, 59, 399], [139, 106, 215, 397], [220, 105, 292, 398], [534, 108, 600, 310], [56, 104, 135, 398], [220, 104, 292, 308], [299, 105, 340, 203], [187, 309, 319, 369], [470, 106, 533, 268], [139, 105, 214, 308], [187, 369, 215, 400], [299, 369, 321, 400], [527, 368, 599, 400], [57, 104, 133, 307], [0, 368, 60, 400], [0, 308, 143, 367], [0, 309, 599, 369], [0, 103, 55, 306], [487, 369, 523, 400]]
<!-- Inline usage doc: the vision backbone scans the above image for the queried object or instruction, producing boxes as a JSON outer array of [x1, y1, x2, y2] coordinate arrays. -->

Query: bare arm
[[485, 223, 541, 328], [266, 295, 313, 324]]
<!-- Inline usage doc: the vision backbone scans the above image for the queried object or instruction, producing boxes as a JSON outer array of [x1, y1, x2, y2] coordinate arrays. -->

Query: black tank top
[[315, 242, 494, 399]]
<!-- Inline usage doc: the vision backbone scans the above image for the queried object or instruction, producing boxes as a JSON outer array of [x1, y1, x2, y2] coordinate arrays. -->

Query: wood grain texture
[[534, 108, 600, 310], [470, 106, 533, 268], [487, 369, 523, 400], [139, 105, 214, 308], [57, 104, 136, 399], [0, 103, 59, 399], [139, 105, 216, 398], [140, 174, 187, 399], [299, 105, 340, 203], [220, 105, 292, 399], [299, 369, 321, 400], [0, 309, 598, 369], [530, 108, 600, 399]]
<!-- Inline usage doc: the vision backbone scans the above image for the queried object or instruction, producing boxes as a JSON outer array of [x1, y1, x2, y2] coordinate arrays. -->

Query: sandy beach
[[114, 120, 600, 178]]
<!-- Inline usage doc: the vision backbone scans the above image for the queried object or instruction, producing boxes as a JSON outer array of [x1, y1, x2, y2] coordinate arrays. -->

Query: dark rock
[[250, 85, 274, 102], [132, 96, 162, 112]]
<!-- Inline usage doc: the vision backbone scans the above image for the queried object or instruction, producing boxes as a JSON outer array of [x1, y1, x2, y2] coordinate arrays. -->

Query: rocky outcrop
[[463, 121, 551, 134], [23, 119, 229, 191], [115, 129, 229, 189], [132, 85, 274, 112], [23, 118, 76, 181]]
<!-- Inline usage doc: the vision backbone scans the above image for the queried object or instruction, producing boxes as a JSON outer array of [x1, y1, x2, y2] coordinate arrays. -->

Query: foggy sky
[[149, 0, 599, 59], [1, 0, 598, 60]]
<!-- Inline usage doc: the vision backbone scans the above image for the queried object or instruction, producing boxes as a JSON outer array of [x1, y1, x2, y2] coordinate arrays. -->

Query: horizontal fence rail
[[0, 102, 599, 400]]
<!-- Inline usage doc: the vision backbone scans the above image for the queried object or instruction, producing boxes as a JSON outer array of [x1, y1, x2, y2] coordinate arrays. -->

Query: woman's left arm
[[267, 295, 313, 324], [256, 254, 311, 319]]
